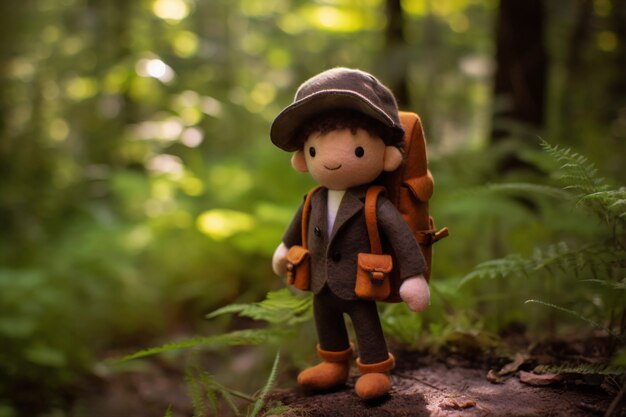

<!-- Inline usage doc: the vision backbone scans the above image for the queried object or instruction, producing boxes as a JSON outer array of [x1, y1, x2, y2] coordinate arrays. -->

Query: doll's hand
[[399, 275, 430, 312], [272, 243, 289, 276]]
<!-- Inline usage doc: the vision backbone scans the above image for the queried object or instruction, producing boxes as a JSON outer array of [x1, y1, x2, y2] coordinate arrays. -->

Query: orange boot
[[354, 354, 395, 400], [297, 344, 353, 391]]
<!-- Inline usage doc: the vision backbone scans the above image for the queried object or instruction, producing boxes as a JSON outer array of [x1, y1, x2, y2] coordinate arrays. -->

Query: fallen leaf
[[499, 353, 529, 376], [519, 371, 562, 386], [439, 397, 476, 410], [487, 369, 505, 384]]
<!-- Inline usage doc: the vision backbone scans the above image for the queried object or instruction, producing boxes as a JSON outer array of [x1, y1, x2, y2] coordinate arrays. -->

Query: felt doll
[[270, 68, 429, 400]]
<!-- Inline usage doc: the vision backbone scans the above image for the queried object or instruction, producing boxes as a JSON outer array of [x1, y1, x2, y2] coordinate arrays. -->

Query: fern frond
[[460, 254, 531, 287], [249, 351, 280, 417], [117, 328, 287, 361], [579, 189, 626, 219], [540, 140, 608, 195], [581, 279, 626, 291], [263, 403, 290, 416], [185, 368, 207, 417], [197, 371, 220, 414], [530, 241, 577, 272], [527, 242, 623, 279], [525, 299, 620, 338], [207, 289, 313, 325], [535, 363, 626, 376], [218, 384, 242, 416]]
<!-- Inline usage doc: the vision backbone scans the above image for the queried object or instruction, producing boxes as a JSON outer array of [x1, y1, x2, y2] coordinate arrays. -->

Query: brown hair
[[293, 109, 403, 150]]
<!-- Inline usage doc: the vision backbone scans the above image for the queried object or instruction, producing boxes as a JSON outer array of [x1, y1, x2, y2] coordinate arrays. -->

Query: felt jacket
[[282, 185, 426, 301]]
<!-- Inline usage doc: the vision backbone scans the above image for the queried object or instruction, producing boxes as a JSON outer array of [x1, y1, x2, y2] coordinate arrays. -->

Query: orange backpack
[[369, 111, 448, 302]]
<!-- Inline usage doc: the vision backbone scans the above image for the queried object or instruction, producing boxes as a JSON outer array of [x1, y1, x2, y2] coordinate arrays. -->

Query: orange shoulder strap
[[301, 186, 322, 249], [364, 186, 386, 254]]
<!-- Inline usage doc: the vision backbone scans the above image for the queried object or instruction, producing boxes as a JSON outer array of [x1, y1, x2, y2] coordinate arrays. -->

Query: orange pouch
[[286, 245, 310, 291], [355, 253, 393, 301]]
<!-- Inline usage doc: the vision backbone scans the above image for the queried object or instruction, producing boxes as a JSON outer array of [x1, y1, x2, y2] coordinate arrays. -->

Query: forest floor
[[268, 353, 621, 417], [71, 332, 626, 417]]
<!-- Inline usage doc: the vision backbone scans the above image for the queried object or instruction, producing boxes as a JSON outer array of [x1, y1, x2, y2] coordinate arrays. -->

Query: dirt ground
[[72, 347, 625, 417], [268, 361, 620, 417]]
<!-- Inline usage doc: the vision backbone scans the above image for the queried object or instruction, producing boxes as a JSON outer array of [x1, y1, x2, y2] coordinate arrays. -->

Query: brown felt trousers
[[314, 286, 388, 364]]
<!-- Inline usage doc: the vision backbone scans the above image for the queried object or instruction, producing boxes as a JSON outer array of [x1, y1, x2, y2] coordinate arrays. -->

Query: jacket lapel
[[310, 187, 328, 243], [329, 186, 367, 243]]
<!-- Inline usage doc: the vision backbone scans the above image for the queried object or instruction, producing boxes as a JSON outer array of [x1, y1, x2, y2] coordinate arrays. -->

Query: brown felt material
[[316, 344, 354, 362], [354, 354, 395, 400], [354, 373, 391, 400], [297, 344, 354, 391], [282, 185, 426, 301], [380, 111, 449, 286], [356, 353, 395, 374], [355, 253, 393, 301], [285, 245, 310, 290], [313, 286, 389, 364], [297, 361, 351, 390], [364, 185, 385, 254], [270, 68, 405, 152]]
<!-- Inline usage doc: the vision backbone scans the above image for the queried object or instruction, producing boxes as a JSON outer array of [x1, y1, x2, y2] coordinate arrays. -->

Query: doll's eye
[[355, 146, 365, 158], [309, 147, 316, 157]]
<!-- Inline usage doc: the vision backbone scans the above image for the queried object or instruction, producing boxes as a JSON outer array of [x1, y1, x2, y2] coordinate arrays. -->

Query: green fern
[[179, 351, 281, 417], [185, 367, 206, 417], [249, 351, 280, 417], [463, 140, 625, 346], [207, 288, 312, 325], [540, 139, 608, 195], [117, 328, 286, 361], [581, 279, 626, 291], [262, 403, 290, 416], [535, 362, 626, 376], [460, 254, 531, 286], [524, 299, 616, 337]]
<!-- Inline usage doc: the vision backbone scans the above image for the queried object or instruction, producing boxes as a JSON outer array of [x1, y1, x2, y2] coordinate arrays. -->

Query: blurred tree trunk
[[383, 0, 410, 108], [610, 0, 626, 118], [491, 0, 547, 142]]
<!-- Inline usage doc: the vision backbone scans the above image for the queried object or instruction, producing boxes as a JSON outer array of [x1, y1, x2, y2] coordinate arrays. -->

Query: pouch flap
[[357, 253, 393, 273], [287, 245, 309, 265], [403, 172, 434, 202]]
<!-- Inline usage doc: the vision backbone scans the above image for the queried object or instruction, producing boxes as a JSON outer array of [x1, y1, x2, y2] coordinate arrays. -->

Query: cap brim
[[270, 90, 401, 152]]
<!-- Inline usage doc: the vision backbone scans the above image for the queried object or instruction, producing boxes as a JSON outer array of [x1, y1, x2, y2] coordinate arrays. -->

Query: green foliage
[[535, 362, 626, 377], [207, 288, 313, 325], [118, 329, 287, 362], [462, 141, 626, 347], [122, 289, 306, 415], [1, 0, 624, 413], [182, 354, 281, 417], [248, 352, 280, 417]]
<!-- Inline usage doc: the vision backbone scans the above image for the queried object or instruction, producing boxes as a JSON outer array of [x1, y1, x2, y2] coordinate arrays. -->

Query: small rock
[[519, 371, 562, 386]]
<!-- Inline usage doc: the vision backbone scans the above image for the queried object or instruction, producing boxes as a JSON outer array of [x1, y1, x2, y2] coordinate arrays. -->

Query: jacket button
[[331, 251, 341, 262], [314, 227, 321, 237]]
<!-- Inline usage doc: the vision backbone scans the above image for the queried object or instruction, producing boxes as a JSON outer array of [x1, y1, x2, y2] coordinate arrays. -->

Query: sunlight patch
[[197, 209, 255, 240]]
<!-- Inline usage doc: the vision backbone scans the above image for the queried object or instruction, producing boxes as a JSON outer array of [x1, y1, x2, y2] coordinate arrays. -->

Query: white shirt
[[327, 189, 346, 238]]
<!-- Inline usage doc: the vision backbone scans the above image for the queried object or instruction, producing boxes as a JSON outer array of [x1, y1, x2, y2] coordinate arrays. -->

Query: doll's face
[[302, 128, 388, 190]]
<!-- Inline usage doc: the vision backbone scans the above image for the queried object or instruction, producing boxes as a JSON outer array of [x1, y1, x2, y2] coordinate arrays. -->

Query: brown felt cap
[[270, 68, 404, 152]]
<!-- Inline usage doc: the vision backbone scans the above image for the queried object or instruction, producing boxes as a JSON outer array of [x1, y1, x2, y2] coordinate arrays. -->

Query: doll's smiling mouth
[[324, 164, 342, 171]]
